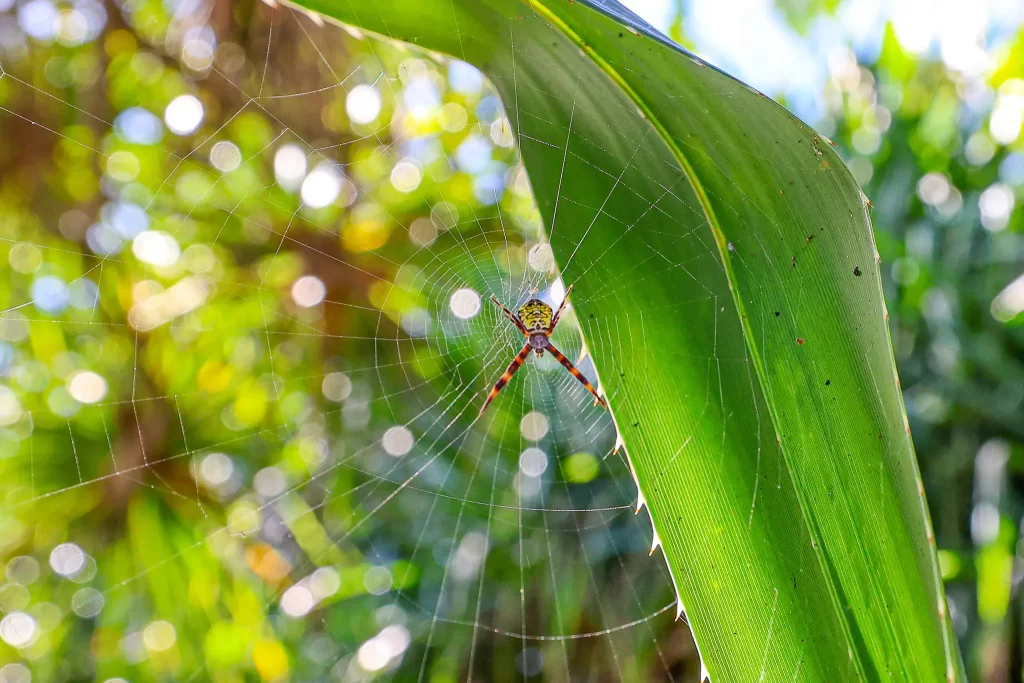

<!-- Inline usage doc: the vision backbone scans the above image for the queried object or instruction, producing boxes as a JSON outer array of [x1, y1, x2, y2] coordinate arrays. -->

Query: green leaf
[[285, 0, 965, 679]]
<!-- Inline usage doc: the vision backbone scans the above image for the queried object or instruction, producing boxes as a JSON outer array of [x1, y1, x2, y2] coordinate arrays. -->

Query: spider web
[[0, 1, 743, 680]]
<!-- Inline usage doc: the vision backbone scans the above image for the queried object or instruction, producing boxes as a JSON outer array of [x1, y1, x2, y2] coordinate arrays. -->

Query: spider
[[479, 285, 608, 414]]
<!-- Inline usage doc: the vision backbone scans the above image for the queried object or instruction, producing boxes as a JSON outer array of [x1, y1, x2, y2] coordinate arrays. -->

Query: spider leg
[[548, 284, 574, 335], [545, 342, 607, 408], [490, 295, 529, 336], [479, 343, 532, 414]]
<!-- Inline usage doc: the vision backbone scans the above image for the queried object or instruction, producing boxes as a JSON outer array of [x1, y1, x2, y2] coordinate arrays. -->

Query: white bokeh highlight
[[0, 612, 36, 648], [357, 625, 411, 672], [291, 275, 327, 308], [301, 164, 343, 209], [132, 231, 181, 268], [67, 370, 107, 404], [520, 412, 549, 441], [346, 84, 382, 125], [274, 144, 308, 191], [382, 426, 414, 457], [519, 447, 548, 478], [280, 584, 315, 618], [209, 141, 242, 172], [164, 95, 204, 136], [50, 542, 86, 577], [449, 288, 481, 319]]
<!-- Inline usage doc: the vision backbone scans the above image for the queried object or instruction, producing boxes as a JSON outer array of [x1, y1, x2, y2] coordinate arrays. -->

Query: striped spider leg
[[489, 295, 529, 335], [479, 285, 607, 414], [548, 283, 573, 333], [478, 341, 532, 415], [545, 342, 608, 409]]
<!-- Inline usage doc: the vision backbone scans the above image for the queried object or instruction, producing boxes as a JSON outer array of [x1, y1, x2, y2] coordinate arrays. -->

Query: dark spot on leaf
[[632, 421, 639, 427], [796, 337, 805, 345], [791, 256, 797, 268], [774, 311, 780, 317], [618, 32, 624, 37], [853, 266, 862, 276], [825, 379, 831, 386], [806, 235, 814, 243]]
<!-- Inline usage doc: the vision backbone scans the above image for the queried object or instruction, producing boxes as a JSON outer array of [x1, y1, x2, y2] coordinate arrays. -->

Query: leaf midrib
[[522, 0, 873, 677]]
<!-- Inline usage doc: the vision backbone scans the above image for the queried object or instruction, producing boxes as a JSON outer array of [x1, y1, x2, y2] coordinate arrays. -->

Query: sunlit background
[[0, 0, 1022, 680]]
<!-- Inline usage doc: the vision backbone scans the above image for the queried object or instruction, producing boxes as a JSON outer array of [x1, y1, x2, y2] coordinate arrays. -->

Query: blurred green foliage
[[0, 0, 1021, 681], [821, 18, 1024, 683]]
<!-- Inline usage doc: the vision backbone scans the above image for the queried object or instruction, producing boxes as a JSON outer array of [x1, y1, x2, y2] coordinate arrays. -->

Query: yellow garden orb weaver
[[480, 285, 608, 414]]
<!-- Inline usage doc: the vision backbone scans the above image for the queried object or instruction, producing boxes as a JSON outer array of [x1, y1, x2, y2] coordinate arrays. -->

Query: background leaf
[[286, 0, 965, 679]]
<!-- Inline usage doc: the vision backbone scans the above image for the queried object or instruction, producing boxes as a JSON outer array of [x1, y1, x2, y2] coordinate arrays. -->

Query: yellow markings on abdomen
[[518, 299, 552, 330]]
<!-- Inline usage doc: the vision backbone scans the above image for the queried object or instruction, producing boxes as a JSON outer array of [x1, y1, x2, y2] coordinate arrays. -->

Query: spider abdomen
[[519, 299, 552, 331]]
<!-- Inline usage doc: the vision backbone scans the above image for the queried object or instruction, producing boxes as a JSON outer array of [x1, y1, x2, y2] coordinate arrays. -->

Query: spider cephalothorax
[[519, 299, 554, 355], [480, 285, 608, 414]]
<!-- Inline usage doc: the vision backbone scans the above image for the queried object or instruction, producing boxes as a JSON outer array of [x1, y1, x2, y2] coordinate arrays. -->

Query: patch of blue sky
[[620, 0, 1024, 124]]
